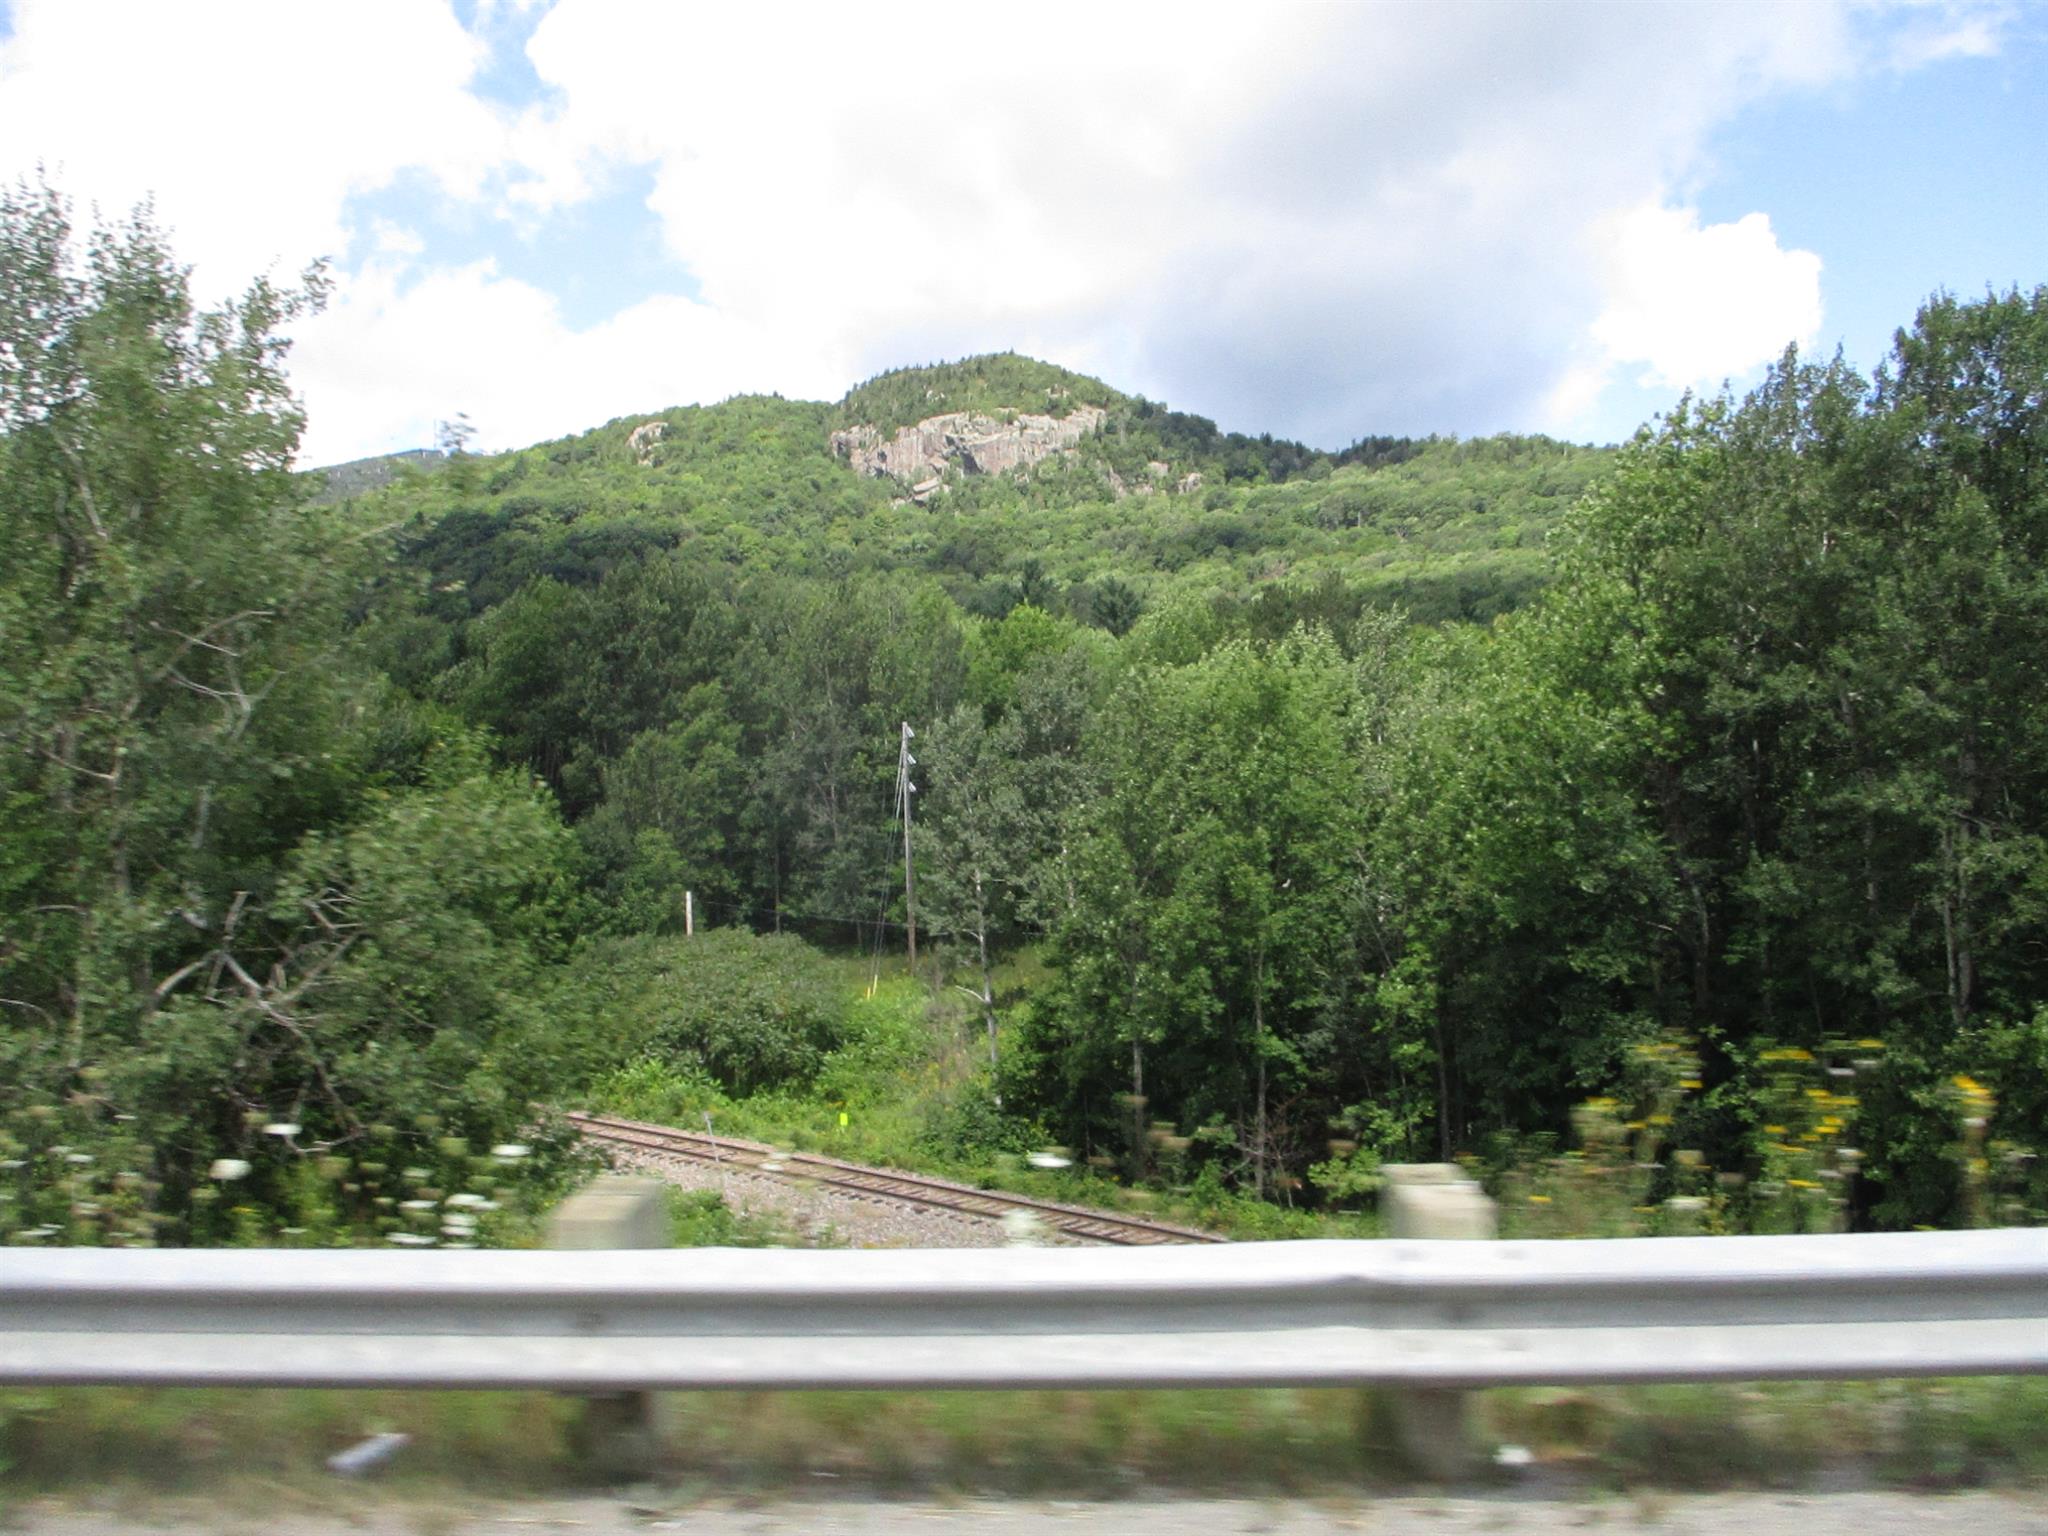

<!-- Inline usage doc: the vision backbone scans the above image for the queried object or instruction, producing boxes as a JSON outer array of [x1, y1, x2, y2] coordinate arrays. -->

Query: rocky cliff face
[[627, 420, 666, 465], [831, 405, 1106, 502]]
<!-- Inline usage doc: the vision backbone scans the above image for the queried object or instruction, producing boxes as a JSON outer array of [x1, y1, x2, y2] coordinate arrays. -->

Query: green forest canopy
[[5, 174, 2048, 1243]]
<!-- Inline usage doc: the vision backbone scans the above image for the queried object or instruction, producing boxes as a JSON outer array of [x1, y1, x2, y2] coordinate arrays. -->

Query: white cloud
[[288, 258, 841, 466], [494, 0, 1880, 448], [370, 220, 425, 258], [0, 0, 2014, 460], [0, 0, 504, 294], [1876, 0, 2012, 69], [1583, 203, 1823, 395]]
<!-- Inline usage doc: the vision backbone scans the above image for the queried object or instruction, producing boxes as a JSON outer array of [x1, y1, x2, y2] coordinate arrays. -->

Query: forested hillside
[[351, 356, 1600, 637], [5, 178, 2047, 1247]]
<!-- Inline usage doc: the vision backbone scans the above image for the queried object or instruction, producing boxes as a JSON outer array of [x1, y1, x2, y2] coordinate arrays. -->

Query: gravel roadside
[[14, 1491, 2048, 1535]]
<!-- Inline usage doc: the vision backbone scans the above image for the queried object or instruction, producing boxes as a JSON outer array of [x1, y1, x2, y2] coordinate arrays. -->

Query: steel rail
[[568, 1110, 1228, 1246], [3, 1232, 2046, 1389]]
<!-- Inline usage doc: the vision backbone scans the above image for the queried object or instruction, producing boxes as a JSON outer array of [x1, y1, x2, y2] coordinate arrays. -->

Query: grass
[[0, 1388, 581, 1499], [4, 1380, 2045, 1500], [585, 947, 1378, 1243], [1489, 1379, 2048, 1490], [665, 1185, 814, 1247]]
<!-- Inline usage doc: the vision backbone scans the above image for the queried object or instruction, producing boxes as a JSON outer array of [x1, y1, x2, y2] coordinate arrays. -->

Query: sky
[[0, 0, 2040, 465]]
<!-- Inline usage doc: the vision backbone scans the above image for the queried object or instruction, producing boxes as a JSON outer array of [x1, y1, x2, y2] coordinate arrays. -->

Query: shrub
[[574, 931, 849, 1096]]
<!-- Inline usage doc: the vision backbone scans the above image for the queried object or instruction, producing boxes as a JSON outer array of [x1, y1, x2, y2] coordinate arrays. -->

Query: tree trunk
[[972, 867, 999, 1077], [1432, 1002, 1452, 1161], [1942, 817, 1975, 1032], [1128, 1036, 1147, 1181], [1253, 983, 1269, 1200]]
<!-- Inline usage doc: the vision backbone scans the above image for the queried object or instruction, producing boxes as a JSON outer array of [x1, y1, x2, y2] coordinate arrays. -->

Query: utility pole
[[896, 722, 919, 966]]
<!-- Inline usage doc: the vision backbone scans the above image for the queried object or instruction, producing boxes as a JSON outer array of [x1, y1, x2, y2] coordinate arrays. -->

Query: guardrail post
[[547, 1176, 671, 1479], [1380, 1162, 1496, 1481]]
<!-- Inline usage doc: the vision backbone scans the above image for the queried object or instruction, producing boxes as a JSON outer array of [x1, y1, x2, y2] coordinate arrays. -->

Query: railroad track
[[567, 1110, 1228, 1247]]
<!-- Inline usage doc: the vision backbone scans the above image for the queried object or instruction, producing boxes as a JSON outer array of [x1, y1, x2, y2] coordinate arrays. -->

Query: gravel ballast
[[600, 1141, 1088, 1248]]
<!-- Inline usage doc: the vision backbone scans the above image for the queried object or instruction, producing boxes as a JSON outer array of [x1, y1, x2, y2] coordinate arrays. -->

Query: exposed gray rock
[[627, 420, 667, 465], [832, 405, 1106, 502], [1130, 460, 1174, 496]]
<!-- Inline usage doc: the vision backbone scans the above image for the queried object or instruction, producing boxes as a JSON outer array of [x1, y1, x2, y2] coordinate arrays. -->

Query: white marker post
[[1379, 1162, 1498, 1480], [547, 1177, 672, 1478]]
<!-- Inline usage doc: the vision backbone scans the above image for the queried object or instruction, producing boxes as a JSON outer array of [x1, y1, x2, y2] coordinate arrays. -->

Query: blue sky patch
[[342, 160, 700, 330], [1696, 30, 2048, 379], [450, 0, 556, 111]]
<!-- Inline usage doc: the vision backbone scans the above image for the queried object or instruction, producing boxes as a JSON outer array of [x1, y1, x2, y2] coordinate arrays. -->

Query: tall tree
[[0, 181, 348, 1075], [1027, 633, 1364, 1190], [0, 185, 584, 1239], [1527, 290, 2048, 1222]]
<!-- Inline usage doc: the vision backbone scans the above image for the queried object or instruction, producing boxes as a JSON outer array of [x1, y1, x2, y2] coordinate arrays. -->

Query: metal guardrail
[[3, 1231, 2045, 1391]]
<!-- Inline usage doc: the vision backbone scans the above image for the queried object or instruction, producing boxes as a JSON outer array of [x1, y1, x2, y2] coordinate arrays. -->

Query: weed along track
[[567, 1111, 1228, 1246]]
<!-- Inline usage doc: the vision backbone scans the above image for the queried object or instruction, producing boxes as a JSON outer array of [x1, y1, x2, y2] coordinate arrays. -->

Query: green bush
[[571, 931, 850, 1096], [916, 1083, 1045, 1163]]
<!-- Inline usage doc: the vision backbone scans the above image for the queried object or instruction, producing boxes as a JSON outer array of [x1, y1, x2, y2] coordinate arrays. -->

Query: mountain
[[308, 447, 445, 502], [325, 354, 1614, 627]]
